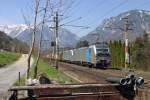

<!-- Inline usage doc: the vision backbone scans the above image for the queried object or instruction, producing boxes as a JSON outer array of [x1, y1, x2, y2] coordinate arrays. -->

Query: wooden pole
[[19, 72, 21, 86]]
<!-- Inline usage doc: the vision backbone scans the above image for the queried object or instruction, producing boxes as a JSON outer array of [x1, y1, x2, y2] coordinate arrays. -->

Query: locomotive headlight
[[106, 59, 110, 63]]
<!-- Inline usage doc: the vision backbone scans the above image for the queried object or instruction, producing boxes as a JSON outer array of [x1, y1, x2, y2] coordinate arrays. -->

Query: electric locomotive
[[62, 43, 110, 68]]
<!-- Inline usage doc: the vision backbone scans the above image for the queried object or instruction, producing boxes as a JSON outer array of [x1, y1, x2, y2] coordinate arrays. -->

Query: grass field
[[0, 51, 21, 67], [15, 58, 75, 85]]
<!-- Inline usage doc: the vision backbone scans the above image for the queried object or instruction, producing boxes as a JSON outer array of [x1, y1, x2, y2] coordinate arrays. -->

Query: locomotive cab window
[[96, 49, 109, 53]]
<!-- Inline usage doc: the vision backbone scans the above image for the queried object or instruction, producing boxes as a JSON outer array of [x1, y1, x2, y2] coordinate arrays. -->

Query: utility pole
[[54, 11, 59, 70], [123, 17, 129, 70], [105, 16, 133, 70], [51, 11, 88, 70]]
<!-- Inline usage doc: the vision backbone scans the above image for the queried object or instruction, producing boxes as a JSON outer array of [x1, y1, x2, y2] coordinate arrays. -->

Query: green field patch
[[0, 51, 21, 67], [15, 58, 75, 86]]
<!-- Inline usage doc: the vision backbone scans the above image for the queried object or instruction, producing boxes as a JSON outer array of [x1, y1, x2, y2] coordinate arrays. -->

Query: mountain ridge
[[0, 24, 79, 49], [0, 31, 29, 53], [81, 9, 150, 44]]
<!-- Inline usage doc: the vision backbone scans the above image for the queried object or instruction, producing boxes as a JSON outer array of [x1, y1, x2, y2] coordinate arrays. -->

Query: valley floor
[[0, 51, 21, 67]]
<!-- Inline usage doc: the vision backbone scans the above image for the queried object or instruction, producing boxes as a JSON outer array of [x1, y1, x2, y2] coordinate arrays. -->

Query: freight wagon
[[61, 43, 110, 68]]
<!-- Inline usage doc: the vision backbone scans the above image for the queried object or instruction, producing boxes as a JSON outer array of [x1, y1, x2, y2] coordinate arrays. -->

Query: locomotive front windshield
[[96, 48, 110, 57], [97, 48, 108, 53], [96, 48, 110, 65]]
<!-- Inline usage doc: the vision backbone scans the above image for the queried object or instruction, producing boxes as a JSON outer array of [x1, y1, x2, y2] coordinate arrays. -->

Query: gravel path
[[0, 54, 33, 99]]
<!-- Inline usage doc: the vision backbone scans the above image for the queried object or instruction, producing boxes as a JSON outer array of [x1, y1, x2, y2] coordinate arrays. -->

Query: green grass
[[0, 51, 21, 66], [15, 58, 75, 86], [32, 58, 74, 84]]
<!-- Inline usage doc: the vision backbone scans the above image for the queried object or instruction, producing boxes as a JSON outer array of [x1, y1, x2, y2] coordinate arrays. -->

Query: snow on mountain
[[0, 24, 79, 48], [81, 9, 150, 44], [0, 24, 28, 38]]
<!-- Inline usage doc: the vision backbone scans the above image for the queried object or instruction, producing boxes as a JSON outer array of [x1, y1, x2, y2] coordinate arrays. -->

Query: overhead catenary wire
[[56, 0, 82, 24], [74, 0, 129, 36], [50, 0, 105, 33], [49, 0, 88, 26], [60, 17, 82, 26], [50, 0, 135, 42], [62, 0, 82, 16], [71, 0, 110, 21], [89, 0, 129, 26], [61, 24, 90, 29], [61, 0, 77, 15], [56, 0, 107, 35], [69, 0, 107, 17]]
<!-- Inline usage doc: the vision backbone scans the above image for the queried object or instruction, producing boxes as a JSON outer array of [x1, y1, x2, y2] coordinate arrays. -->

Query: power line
[[62, 0, 82, 16], [60, 17, 82, 26], [89, 0, 129, 26], [61, 0, 78, 15], [74, 0, 129, 36], [105, 16, 135, 69], [61, 25, 90, 29], [59, 0, 108, 34], [66, 0, 108, 18], [50, 0, 108, 35], [51, 0, 129, 41], [78, 0, 109, 20]]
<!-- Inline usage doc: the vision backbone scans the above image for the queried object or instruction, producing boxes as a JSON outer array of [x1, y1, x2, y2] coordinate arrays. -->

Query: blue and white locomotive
[[61, 43, 110, 68]]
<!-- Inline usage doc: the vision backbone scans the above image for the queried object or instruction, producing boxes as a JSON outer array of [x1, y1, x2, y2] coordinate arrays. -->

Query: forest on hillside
[[109, 31, 150, 71], [0, 31, 29, 53]]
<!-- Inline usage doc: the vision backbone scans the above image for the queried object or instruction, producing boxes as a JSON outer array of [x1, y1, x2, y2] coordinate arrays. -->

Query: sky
[[0, 0, 150, 37]]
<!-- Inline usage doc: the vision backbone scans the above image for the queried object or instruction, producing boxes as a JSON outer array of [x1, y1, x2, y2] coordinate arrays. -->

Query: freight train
[[59, 43, 111, 68]]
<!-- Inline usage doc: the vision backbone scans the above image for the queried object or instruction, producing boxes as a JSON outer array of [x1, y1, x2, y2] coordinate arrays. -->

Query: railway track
[[6, 59, 150, 100], [59, 62, 110, 83], [54, 61, 150, 88], [45, 61, 126, 99], [40, 59, 150, 99]]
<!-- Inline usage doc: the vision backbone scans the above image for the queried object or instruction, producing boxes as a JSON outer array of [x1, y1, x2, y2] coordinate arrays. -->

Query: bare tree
[[27, 0, 40, 79], [33, 0, 50, 78]]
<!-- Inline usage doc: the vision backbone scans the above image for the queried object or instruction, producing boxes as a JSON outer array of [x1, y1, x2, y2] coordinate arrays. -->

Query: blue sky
[[0, 0, 150, 37]]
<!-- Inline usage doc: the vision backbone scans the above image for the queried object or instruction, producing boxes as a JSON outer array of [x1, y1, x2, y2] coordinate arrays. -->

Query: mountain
[[0, 24, 79, 49], [0, 31, 29, 53], [0, 31, 14, 50], [81, 9, 150, 44], [0, 24, 28, 38]]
